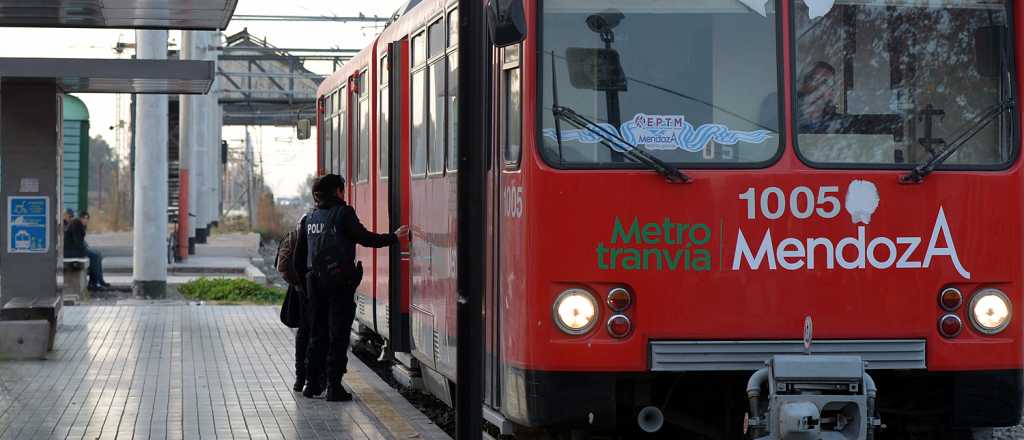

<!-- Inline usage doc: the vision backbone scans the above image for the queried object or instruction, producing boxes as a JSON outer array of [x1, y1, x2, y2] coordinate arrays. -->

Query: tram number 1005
[[738, 186, 841, 220], [503, 186, 524, 219]]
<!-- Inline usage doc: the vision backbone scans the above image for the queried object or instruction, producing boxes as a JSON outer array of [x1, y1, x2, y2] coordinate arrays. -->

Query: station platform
[[0, 305, 450, 440]]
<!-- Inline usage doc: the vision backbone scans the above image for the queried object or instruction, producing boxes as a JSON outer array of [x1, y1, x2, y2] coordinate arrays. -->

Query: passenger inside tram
[[795, 0, 1013, 167], [796, 61, 840, 132]]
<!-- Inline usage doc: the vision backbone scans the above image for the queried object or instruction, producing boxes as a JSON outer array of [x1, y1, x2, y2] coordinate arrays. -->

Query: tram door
[[486, 42, 523, 412], [385, 40, 411, 352]]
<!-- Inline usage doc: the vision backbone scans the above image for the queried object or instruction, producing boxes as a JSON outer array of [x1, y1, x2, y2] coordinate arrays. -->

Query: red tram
[[315, 0, 1024, 437]]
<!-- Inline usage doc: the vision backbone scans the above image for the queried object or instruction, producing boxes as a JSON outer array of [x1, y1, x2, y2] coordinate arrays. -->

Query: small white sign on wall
[[19, 178, 39, 193]]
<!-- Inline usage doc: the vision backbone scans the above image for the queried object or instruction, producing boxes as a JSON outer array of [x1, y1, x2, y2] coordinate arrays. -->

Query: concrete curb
[[244, 264, 267, 284]]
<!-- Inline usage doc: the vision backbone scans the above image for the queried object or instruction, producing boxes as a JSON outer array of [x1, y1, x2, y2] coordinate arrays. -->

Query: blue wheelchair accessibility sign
[[8, 196, 49, 253]]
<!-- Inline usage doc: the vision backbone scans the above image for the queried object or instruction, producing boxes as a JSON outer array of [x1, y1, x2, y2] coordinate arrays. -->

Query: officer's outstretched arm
[[342, 206, 397, 248]]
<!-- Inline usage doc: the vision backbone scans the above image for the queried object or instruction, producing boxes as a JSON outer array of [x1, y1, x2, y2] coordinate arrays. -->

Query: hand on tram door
[[394, 225, 411, 240]]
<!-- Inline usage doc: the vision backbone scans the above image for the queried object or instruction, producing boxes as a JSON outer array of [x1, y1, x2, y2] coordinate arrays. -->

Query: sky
[[0, 0, 407, 198]]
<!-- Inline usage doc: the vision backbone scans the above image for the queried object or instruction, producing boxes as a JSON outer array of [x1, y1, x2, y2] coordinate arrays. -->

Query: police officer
[[293, 174, 409, 401]]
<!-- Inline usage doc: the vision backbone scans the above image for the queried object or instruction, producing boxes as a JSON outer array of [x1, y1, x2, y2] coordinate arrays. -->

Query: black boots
[[304, 382, 351, 401], [300, 371, 328, 398], [302, 379, 324, 398], [325, 384, 353, 402], [293, 374, 306, 392]]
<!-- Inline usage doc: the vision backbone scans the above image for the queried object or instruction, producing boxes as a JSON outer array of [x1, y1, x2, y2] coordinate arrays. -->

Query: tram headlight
[[553, 289, 598, 335], [969, 289, 1012, 335]]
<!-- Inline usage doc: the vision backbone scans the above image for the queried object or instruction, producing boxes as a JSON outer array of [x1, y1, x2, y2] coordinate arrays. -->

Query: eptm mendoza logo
[[732, 180, 971, 279]]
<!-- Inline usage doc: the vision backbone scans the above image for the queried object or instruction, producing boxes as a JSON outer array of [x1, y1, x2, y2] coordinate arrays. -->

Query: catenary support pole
[[455, 0, 486, 438], [244, 127, 255, 228], [132, 29, 169, 299]]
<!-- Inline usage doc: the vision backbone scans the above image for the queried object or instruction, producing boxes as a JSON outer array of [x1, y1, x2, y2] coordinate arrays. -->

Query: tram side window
[[318, 105, 325, 172], [446, 48, 459, 172], [448, 8, 458, 48], [446, 8, 459, 172], [378, 56, 389, 179], [380, 84, 390, 179], [426, 19, 446, 175], [357, 75, 371, 183], [338, 88, 348, 179], [412, 59, 428, 176], [428, 60, 445, 174], [502, 46, 522, 168], [413, 32, 425, 67], [429, 19, 444, 58], [794, 1, 1013, 167], [324, 95, 333, 173]]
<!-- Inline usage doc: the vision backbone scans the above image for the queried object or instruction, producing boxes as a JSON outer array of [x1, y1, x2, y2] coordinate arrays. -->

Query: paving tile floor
[[0, 305, 429, 440]]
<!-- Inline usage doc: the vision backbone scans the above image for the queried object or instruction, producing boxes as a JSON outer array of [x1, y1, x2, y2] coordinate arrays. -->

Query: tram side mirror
[[975, 26, 1006, 79], [296, 119, 311, 140], [488, 0, 527, 48], [566, 47, 628, 92]]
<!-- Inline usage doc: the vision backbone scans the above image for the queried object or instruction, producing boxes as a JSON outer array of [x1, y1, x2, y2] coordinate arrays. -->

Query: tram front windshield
[[794, 0, 1014, 167], [540, 0, 782, 167]]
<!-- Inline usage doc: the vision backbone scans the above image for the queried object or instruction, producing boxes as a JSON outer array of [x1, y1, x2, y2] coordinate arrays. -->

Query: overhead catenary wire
[[231, 14, 389, 23]]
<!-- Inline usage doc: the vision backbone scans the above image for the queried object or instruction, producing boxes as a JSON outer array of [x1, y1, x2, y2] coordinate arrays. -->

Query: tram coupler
[[745, 355, 880, 440]]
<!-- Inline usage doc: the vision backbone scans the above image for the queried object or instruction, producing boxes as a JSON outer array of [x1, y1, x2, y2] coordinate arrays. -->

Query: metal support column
[[455, 0, 487, 438], [193, 31, 211, 244], [179, 31, 197, 259], [205, 31, 222, 231], [132, 29, 170, 299]]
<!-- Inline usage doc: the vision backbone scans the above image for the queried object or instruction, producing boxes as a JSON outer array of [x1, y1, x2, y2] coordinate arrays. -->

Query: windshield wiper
[[550, 51, 565, 162], [901, 99, 1015, 184], [552, 105, 691, 183]]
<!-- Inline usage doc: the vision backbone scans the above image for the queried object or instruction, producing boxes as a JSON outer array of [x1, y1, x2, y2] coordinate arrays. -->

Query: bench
[[1, 295, 62, 353], [62, 257, 90, 303]]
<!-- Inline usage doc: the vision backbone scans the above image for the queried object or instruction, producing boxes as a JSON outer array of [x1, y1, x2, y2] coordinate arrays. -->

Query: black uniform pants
[[292, 285, 311, 378], [304, 274, 358, 386]]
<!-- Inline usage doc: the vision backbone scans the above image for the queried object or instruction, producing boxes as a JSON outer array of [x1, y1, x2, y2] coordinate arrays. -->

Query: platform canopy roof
[[0, 58, 214, 94], [0, 0, 238, 30]]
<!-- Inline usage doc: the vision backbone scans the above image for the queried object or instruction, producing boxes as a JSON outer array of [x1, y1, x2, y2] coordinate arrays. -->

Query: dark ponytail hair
[[312, 174, 345, 206]]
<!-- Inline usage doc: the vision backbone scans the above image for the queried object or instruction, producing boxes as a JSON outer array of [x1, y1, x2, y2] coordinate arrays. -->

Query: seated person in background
[[797, 61, 840, 132], [64, 208, 84, 258], [62, 208, 74, 231], [65, 211, 110, 290]]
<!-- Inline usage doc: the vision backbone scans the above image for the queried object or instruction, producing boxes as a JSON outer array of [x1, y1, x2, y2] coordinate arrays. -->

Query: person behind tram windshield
[[293, 174, 410, 401], [797, 61, 839, 132]]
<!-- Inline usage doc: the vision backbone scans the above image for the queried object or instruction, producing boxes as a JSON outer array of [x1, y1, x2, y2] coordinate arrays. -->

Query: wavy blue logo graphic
[[543, 113, 773, 153]]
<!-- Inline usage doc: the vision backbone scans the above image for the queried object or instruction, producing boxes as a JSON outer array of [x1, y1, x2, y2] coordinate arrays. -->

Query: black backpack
[[310, 206, 355, 285]]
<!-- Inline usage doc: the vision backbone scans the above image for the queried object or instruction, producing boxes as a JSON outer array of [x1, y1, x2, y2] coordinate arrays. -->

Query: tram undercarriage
[[352, 327, 1021, 440]]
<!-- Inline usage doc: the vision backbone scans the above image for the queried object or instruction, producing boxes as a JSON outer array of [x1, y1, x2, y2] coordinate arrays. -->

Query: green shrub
[[178, 278, 285, 305]]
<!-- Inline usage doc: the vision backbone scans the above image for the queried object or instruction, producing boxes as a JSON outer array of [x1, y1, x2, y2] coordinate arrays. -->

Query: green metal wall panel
[[61, 94, 89, 214]]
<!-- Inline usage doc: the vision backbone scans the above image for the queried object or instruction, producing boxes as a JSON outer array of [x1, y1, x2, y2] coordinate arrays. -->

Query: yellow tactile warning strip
[[346, 369, 423, 439]]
